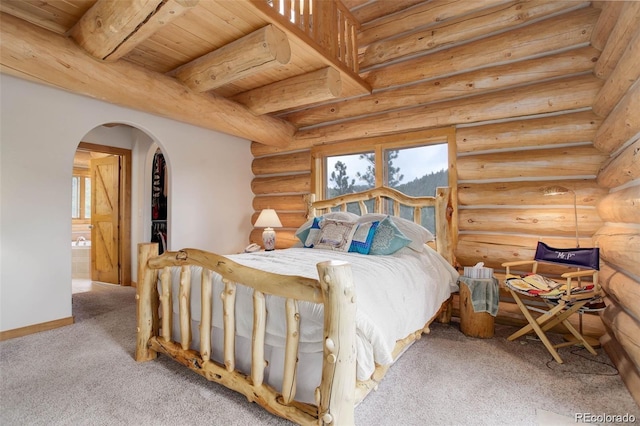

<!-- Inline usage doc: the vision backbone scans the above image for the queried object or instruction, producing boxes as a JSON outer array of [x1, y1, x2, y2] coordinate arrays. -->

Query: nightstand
[[458, 276, 499, 338]]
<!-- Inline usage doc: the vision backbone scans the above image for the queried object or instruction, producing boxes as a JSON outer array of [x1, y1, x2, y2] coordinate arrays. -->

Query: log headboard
[[307, 186, 455, 265]]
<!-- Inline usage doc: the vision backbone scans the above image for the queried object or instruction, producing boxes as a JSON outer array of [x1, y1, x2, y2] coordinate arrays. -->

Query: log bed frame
[[135, 186, 456, 425]]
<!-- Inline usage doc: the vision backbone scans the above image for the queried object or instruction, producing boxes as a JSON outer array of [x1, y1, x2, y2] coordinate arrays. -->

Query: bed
[[136, 186, 458, 425]]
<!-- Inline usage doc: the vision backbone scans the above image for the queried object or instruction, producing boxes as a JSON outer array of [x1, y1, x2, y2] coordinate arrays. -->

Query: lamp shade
[[255, 209, 282, 228]]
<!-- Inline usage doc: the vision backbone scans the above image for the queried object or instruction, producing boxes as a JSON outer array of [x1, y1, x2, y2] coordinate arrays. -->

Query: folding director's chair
[[502, 242, 605, 364]]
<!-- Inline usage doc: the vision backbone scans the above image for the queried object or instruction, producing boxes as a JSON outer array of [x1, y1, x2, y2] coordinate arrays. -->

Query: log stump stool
[[458, 276, 499, 338]]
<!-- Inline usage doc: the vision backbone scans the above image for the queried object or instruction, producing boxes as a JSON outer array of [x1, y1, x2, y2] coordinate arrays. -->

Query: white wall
[[0, 75, 254, 332]]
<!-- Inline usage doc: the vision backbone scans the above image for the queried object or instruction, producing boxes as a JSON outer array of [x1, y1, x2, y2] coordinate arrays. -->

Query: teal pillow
[[299, 217, 322, 248], [369, 216, 412, 255], [349, 221, 380, 254]]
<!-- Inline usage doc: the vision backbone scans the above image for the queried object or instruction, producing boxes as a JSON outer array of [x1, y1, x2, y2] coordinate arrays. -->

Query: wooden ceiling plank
[[0, 0, 73, 34], [70, 0, 198, 61], [174, 25, 291, 93], [232, 67, 342, 115], [0, 12, 294, 146], [361, 0, 589, 69]]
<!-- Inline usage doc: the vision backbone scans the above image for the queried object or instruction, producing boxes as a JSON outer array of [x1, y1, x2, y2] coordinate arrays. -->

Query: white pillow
[[357, 213, 434, 252]]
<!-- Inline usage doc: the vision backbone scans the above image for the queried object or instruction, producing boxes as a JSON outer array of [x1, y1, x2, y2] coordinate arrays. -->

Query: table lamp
[[255, 208, 282, 251]]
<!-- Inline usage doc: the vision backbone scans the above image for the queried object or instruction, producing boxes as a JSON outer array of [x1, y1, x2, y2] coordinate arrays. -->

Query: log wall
[[249, 2, 639, 404]]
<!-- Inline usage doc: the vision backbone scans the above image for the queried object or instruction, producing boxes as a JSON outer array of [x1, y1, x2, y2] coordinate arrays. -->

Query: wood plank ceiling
[[0, 0, 624, 147]]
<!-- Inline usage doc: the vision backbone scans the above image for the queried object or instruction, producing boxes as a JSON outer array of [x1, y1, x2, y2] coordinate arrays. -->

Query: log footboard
[[135, 243, 356, 425]]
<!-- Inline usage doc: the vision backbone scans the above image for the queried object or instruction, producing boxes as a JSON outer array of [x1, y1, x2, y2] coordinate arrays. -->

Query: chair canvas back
[[534, 242, 600, 270]]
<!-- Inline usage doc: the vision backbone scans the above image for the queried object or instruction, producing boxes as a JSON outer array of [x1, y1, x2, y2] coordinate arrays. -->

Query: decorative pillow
[[301, 217, 323, 248], [348, 221, 380, 254], [367, 216, 412, 255], [358, 213, 434, 252], [295, 212, 360, 245], [314, 219, 358, 252]]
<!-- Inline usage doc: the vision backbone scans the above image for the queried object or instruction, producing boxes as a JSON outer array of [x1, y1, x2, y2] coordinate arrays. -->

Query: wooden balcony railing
[[260, 0, 360, 74]]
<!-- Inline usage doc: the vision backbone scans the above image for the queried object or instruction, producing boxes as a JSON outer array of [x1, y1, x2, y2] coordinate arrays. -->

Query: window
[[72, 169, 91, 222], [312, 128, 456, 233]]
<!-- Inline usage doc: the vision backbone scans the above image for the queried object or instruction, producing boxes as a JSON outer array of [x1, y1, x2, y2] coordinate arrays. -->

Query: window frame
[[72, 167, 91, 224], [311, 127, 457, 200]]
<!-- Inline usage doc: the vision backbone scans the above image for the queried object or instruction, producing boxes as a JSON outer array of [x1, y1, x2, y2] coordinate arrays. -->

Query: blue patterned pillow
[[369, 216, 412, 255], [301, 217, 322, 248], [349, 221, 380, 254]]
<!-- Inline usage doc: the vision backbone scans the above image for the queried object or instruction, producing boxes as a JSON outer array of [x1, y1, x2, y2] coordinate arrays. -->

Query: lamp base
[[262, 227, 276, 251]]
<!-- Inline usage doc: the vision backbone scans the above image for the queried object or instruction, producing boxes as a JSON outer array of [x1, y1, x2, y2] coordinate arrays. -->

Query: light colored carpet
[[1, 283, 638, 425]]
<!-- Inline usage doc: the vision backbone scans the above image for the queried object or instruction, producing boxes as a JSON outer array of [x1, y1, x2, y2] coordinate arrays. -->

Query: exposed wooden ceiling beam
[[0, 12, 294, 146], [173, 24, 291, 93], [232, 67, 341, 115], [70, 0, 198, 61]]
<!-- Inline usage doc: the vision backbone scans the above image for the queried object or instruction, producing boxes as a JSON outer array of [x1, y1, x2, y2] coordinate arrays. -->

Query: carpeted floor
[[1, 282, 638, 425]]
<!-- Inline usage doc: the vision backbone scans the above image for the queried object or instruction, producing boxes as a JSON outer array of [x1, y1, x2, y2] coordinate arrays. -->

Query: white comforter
[[169, 245, 458, 381]]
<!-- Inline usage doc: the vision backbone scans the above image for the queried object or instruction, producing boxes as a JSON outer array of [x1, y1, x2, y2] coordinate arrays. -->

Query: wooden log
[[458, 207, 603, 238], [361, 1, 588, 69], [600, 264, 640, 323], [232, 67, 342, 115], [252, 290, 266, 387], [251, 141, 310, 158], [457, 110, 601, 154], [200, 269, 213, 363], [252, 211, 307, 229], [296, 75, 603, 145], [316, 260, 356, 426], [597, 186, 640, 224], [458, 145, 607, 181], [249, 229, 299, 249], [601, 331, 640, 407], [597, 139, 640, 188], [458, 180, 606, 207], [251, 174, 310, 195], [253, 195, 307, 212], [179, 265, 192, 350], [456, 234, 596, 273], [602, 300, 640, 372], [160, 266, 172, 342], [252, 151, 311, 175], [0, 13, 295, 147], [174, 25, 291, 93], [135, 243, 159, 362], [358, 0, 511, 48], [70, 0, 198, 61], [361, 7, 599, 90], [590, 0, 624, 51], [221, 279, 236, 372], [282, 298, 300, 404], [592, 26, 640, 117], [459, 280, 494, 338], [349, 0, 424, 26], [593, 81, 640, 154], [147, 337, 318, 425], [285, 46, 600, 129], [593, 1, 640, 80], [593, 225, 640, 278]]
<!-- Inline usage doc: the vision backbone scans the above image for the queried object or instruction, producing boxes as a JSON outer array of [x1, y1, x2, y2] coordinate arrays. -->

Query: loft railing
[[260, 0, 359, 74]]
